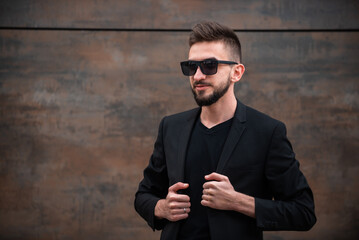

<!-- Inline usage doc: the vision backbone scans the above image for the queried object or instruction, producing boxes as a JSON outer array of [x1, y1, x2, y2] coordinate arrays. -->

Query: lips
[[193, 82, 211, 90]]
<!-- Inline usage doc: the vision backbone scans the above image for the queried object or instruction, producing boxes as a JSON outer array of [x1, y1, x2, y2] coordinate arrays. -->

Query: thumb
[[169, 182, 189, 193], [205, 172, 227, 182]]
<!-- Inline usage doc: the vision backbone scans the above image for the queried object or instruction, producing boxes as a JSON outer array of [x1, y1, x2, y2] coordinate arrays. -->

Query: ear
[[230, 64, 245, 83]]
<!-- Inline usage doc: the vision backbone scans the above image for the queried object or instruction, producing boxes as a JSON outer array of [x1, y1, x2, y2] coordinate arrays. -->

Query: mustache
[[193, 81, 212, 87]]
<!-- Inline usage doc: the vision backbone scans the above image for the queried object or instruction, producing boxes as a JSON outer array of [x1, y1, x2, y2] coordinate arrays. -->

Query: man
[[135, 21, 316, 240]]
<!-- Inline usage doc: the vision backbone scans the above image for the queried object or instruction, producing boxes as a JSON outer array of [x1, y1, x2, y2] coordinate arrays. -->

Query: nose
[[192, 66, 206, 81]]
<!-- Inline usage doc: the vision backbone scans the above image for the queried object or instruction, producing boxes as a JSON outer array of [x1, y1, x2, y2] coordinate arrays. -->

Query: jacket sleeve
[[255, 122, 317, 231], [134, 117, 169, 230]]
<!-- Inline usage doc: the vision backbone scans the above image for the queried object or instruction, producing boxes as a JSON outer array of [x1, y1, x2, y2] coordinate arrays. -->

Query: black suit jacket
[[135, 100, 316, 240]]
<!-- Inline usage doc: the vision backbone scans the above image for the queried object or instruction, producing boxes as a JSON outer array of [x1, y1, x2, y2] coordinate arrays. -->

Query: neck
[[200, 93, 237, 129]]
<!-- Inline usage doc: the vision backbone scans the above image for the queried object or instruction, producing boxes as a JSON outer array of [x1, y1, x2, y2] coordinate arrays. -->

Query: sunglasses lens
[[181, 60, 219, 76], [201, 60, 218, 75], [181, 62, 197, 76]]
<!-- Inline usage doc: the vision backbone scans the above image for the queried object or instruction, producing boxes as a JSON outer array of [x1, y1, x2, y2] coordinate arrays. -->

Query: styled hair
[[189, 21, 242, 63]]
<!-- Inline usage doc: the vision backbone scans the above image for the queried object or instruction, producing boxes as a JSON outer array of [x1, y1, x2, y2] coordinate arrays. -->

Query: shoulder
[[162, 108, 200, 126], [155, 108, 199, 140]]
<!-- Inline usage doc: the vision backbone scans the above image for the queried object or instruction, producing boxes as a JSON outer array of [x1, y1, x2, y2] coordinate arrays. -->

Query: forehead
[[188, 41, 230, 61]]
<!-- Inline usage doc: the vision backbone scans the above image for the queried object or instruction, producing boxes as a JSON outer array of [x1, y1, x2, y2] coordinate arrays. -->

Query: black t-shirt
[[178, 116, 233, 240]]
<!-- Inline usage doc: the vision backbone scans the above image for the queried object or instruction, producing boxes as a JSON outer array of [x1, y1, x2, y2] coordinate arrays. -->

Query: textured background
[[0, 1, 358, 239]]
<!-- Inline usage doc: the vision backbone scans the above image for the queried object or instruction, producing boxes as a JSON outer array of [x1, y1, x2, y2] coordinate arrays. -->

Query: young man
[[135, 21, 316, 240]]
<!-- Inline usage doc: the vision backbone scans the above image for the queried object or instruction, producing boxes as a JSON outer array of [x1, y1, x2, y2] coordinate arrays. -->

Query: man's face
[[188, 41, 234, 106]]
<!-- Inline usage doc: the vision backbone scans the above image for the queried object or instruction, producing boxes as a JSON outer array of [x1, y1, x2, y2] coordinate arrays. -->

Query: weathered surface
[[1, 30, 358, 239], [0, 30, 188, 239], [1, 0, 359, 239], [0, 0, 359, 29]]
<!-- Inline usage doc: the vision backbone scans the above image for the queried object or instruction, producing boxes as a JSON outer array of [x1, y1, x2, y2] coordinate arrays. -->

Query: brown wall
[[0, 1, 358, 239]]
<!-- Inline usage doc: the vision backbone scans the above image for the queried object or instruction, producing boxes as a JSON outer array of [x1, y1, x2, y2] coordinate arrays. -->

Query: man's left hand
[[201, 172, 237, 211]]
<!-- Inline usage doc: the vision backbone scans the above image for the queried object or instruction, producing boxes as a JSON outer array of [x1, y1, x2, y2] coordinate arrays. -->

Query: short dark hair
[[189, 21, 242, 62]]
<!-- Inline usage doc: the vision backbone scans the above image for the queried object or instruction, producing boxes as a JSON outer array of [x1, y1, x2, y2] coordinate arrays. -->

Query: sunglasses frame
[[180, 59, 238, 76]]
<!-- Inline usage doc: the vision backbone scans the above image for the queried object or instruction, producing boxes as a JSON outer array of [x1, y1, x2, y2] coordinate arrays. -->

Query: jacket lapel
[[216, 100, 247, 173], [174, 108, 200, 182]]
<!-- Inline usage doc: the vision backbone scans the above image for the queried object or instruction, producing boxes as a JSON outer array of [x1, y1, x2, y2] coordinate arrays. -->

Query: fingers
[[201, 187, 213, 207], [201, 199, 210, 207], [168, 192, 190, 203], [203, 173, 230, 190], [201, 186, 220, 209], [201, 185, 216, 207], [167, 204, 191, 222], [203, 180, 218, 190], [168, 200, 191, 210], [166, 197, 191, 222], [204, 172, 228, 182], [202, 188, 213, 196], [169, 182, 189, 193], [163, 182, 191, 222], [168, 182, 190, 202], [170, 207, 191, 215]]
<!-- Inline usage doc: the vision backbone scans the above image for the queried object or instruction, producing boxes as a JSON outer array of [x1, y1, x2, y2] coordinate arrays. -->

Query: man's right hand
[[154, 182, 191, 222]]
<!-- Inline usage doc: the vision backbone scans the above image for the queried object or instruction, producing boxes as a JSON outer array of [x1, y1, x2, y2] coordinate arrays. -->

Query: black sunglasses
[[180, 59, 238, 76]]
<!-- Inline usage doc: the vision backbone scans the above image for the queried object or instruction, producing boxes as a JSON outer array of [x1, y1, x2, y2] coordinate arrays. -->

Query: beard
[[191, 76, 231, 107]]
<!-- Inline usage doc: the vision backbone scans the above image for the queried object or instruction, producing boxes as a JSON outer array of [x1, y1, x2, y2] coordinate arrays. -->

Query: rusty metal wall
[[0, 1, 358, 240]]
